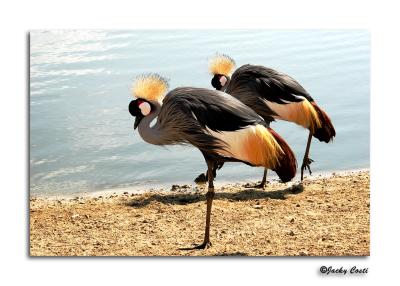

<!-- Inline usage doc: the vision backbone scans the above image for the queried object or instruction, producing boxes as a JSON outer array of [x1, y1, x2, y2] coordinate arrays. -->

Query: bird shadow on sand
[[127, 183, 304, 208], [212, 252, 248, 256]]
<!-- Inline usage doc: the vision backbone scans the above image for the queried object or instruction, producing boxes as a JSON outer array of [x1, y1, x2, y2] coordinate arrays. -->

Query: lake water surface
[[30, 30, 370, 195]]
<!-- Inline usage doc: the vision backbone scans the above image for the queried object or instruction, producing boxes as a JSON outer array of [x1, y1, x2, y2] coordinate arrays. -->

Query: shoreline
[[30, 167, 369, 200], [30, 170, 370, 256]]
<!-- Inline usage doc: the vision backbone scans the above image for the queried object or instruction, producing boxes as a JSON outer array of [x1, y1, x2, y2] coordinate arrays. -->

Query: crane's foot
[[256, 181, 267, 189], [244, 181, 267, 189], [301, 157, 314, 180], [193, 241, 212, 250], [179, 241, 212, 250], [194, 173, 207, 184]]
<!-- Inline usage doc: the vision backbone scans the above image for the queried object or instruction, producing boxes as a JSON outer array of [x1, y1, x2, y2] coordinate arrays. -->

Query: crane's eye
[[138, 101, 151, 116]]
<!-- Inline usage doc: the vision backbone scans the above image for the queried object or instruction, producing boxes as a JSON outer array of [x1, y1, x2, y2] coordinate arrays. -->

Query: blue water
[[30, 30, 370, 195]]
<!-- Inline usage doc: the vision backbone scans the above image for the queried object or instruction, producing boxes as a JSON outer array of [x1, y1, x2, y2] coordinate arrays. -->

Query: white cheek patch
[[219, 76, 227, 86], [139, 102, 151, 116]]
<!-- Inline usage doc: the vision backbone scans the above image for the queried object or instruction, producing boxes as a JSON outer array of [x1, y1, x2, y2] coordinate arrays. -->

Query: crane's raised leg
[[194, 163, 218, 184], [301, 131, 314, 181], [193, 160, 215, 249]]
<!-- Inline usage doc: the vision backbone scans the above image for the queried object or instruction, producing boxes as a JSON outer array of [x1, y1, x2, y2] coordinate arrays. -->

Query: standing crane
[[128, 73, 297, 249], [207, 54, 336, 186]]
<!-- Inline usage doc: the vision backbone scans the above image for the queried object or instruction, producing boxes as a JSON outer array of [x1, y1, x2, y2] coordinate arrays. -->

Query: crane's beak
[[134, 115, 143, 130]]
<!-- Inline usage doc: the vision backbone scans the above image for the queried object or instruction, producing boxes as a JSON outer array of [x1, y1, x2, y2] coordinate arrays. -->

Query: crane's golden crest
[[132, 74, 169, 102], [208, 54, 236, 76]]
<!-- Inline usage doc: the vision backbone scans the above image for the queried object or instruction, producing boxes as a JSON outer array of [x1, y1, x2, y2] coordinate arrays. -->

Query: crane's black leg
[[301, 132, 314, 181], [245, 168, 268, 189], [259, 168, 268, 188], [180, 159, 216, 250], [193, 160, 215, 249]]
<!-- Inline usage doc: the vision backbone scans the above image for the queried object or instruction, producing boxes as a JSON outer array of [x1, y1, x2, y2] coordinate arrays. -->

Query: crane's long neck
[[137, 101, 164, 145]]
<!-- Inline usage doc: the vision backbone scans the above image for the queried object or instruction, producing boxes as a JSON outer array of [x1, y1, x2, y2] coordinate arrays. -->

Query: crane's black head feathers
[[129, 98, 154, 116], [129, 99, 141, 117], [211, 74, 223, 90], [211, 74, 230, 91], [129, 98, 154, 129]]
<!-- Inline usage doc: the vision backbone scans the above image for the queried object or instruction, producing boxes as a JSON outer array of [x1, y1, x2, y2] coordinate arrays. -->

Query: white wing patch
[[205, 126, 253, 161], [204, 124, 283, 168], [264, 96, 321, 130], [191, 111, 198, 121]]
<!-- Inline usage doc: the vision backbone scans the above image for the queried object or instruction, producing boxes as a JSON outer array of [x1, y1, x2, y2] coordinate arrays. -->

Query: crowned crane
[[207, 54, 336, 186], [128, 74, 297, 249]]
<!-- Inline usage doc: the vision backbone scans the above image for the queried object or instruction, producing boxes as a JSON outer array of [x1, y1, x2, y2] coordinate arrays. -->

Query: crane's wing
[[226, 64, 329, 133], [157, 87, 297, 175], [156, 87, 266, 158], [227, 64, 314, 104]]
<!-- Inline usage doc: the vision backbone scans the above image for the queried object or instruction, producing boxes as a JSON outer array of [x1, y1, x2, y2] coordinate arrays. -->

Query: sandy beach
[[30, 170, 369, 256]]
